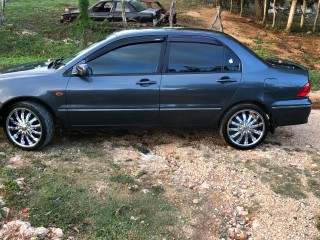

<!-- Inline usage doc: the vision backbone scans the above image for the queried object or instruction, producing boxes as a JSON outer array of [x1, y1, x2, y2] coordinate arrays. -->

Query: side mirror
[[75, 64, 90, 76]]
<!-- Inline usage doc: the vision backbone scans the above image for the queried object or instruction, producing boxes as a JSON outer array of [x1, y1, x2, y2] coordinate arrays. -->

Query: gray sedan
[[0, 28, 312, 150]]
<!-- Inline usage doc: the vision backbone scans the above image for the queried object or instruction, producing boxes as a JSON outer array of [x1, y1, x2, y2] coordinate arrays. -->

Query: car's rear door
[[66, 36, 165, 127], [160, 36, 242, 126]]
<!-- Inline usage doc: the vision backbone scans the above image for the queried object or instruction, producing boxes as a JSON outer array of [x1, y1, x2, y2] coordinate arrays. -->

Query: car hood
[[140, 8, 159, 14], [62, 9, 80, 15], [265, 58, 307, 71], [0, 61, 56, 79]]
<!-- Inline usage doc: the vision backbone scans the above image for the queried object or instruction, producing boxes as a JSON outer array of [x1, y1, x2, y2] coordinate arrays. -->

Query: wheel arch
[[219, 100, 274, 128], [0, 97, 59, 125]]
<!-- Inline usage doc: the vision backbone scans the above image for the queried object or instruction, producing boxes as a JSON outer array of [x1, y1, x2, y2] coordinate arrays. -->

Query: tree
[[255, 0, 264, 20], [240, 0, 244, 17], [300, 0, 306, 27], [1, 0, 5, 28], [286, 0, 298, 32], [313, 0, 320, 32], [272, 0, 276, 27], [121, 0, 127, 28], [262, 0, 268, 23], [230, 0, 233, 13], [77, 0, 90, 48]]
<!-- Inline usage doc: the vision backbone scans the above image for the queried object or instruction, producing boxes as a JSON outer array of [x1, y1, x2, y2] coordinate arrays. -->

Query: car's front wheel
[[4, 101, 54, 150], [220, 104, 269, 150]]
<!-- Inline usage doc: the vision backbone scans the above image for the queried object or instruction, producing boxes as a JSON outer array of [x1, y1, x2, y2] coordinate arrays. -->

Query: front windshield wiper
[[48, 57, 64, 69]]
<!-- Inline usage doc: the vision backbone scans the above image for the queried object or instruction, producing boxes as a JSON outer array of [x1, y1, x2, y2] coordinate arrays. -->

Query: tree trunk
[[272, 0, 276, 27], [300, 0, 306, 27], [230, 0, 233, 13], [121, 0, 127, 28], [255, 0, 263, 20], [1, 0, 5, 27], [285, 0, 298, 32], [169, 0, 176, 27], [313, 0, 320, 32], [262, 0, 268, 24], [240, 0, 244, 16]]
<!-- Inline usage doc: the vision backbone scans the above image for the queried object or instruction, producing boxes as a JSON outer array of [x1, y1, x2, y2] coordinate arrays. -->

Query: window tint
[[115, 2, 130, 12], [224, 48, 241, 71], [168, 43, 223, 73], [88, 42, 161, 75]]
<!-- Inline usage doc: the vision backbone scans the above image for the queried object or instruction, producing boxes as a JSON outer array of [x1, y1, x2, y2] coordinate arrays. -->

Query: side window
[[168, 42, 224, 73], [224, 48, 241, 72], [115, 2, 130, 12], [87, 42, 162, 75]]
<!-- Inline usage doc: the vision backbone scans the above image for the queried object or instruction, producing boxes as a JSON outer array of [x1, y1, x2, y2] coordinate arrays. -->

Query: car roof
[[110, 27, 227, 39], [98, 0, 140, 2]]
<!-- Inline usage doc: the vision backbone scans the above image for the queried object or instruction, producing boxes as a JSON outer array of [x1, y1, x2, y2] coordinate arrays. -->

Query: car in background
[[0, 28, 312, 150], [60, 0, 161, 25], [140, 0, 176, 24]]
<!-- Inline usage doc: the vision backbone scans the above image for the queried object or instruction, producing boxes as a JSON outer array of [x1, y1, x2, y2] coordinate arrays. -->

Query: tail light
[[296, 82, 310, 97]]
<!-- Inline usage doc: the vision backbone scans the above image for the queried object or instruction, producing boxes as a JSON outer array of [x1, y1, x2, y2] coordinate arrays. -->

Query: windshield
[[130, 1, 146, 11]]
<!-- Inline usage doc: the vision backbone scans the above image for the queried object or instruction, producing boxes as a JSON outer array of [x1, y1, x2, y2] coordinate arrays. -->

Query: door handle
[[216, 76, 237, 84], [136, 79, 157, 86]]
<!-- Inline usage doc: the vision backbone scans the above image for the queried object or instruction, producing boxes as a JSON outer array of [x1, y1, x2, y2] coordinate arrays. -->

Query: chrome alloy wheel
[[6, 107, 42, 148], [227, 109, 265, 147]]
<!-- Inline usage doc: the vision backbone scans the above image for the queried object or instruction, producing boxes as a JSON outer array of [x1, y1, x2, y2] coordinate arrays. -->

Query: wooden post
[[211, 5, 224, 32], [1, 0, 5, 27], [313, 0, 320, 32], [169, 0, 176, 27], [122, 0, 127, 28], [272, 0, 276, 27]]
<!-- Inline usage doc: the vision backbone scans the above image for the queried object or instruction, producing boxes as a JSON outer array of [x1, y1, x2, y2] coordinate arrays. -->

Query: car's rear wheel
[[220, 104, 269, 150], [4, 101, 54, 150]]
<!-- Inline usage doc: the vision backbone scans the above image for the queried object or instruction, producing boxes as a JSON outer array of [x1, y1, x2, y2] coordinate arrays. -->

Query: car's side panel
[[66, 74, 161, 127], [160, 73, 241, 126]]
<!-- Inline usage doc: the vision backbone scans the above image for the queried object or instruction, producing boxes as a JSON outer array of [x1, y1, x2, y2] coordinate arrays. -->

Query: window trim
[[85, 36, 167, 76], [163, 36, 242, 74]]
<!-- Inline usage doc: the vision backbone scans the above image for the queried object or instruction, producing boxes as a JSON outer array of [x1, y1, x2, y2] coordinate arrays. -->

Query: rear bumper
[[271, 99, 312, 126]]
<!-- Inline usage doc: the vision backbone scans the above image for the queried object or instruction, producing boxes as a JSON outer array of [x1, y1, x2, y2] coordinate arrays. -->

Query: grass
[[0, 0, 110, 69], [0, 154, 180, 239], [245, 160, 307, 199]]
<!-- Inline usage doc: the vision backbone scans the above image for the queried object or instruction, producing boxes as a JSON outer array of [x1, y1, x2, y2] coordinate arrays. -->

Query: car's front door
[[66, 37, 165, 127], [89, 1, 114, 21], [160, 36, 242, 126]]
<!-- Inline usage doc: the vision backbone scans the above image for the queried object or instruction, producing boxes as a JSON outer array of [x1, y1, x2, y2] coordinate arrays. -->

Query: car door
[[66, 36, 165, 127], [112, 2, 133, 22], [89, 1, 114, 21], [160, 36, 242, 126]]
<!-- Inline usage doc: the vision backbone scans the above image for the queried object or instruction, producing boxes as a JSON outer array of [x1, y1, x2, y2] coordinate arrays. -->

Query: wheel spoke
[[231, 121, 240, 126], [228, 127, 239, 132], [230, 131, 241, 139], [14, 111, 23, 125], [251, 122, 263, 129], [235, 116, 243, 124], [244, 132, 249, 145], [25, 135, 33, 145], [248, 131, 257, 142], [236, 133, 244, 144], [20, 135, 25, 145]]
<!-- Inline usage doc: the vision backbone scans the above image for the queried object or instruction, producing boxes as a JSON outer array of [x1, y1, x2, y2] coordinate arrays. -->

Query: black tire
[[220, 104, 269, 150], [4, 101, 54, 150]]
